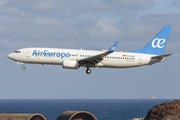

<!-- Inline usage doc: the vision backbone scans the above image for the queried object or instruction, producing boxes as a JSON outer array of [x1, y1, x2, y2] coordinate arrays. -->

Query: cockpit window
[[14, 51, 21, 53]]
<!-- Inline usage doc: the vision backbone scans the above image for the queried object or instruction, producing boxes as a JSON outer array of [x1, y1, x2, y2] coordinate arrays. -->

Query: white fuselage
[[8, 48, 159, 68]]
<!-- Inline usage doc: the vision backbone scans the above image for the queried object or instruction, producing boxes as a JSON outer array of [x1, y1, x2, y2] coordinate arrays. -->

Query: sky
[[0, 0, 180, 99]]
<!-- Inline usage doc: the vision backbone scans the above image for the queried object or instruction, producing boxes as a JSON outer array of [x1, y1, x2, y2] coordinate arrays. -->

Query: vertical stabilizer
[[133, 26, 172, 55]]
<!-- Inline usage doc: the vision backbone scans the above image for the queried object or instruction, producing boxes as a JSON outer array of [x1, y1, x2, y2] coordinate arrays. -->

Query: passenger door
[[26, 49, 31, 58]]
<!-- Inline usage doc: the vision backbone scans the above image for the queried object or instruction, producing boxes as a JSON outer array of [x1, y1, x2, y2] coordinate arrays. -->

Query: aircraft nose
[[7, 53, 14, 59]]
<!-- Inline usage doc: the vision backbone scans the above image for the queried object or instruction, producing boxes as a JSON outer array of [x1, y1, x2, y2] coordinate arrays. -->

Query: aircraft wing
[[78, 41, 118, 67]]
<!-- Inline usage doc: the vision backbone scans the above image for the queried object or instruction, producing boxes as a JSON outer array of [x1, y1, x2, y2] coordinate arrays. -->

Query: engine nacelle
[[62, 59, 79, 69]]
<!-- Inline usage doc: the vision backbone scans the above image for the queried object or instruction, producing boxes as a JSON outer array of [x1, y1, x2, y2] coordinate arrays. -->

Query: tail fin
[[132, 26, 172, 55]]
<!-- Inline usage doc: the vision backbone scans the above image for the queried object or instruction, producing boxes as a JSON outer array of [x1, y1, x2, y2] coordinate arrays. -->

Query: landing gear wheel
[[22, 66, 26, 70], [86, 68, 91, 74]]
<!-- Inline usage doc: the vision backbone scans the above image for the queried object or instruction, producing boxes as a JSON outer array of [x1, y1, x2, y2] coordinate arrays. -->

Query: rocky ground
[[144, 99, 180, 120]]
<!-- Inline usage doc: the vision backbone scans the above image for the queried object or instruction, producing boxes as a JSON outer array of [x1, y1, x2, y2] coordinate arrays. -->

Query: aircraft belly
[[40, 57, 62, 65], [26, 57, 62, 65], [102, 59, 139, 68]]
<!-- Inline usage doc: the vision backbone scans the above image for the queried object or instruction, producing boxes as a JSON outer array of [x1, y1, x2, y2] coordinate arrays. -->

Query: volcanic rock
[[144, 99, 180, 120]]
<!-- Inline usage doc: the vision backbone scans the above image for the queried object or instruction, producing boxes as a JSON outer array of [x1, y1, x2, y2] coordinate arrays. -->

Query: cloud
[[0, 0, 5, 6], [172, 0, 180, 7], [104, 0, 155, 11], [0, 0, 179, 50], [89, 20, 123, 40]]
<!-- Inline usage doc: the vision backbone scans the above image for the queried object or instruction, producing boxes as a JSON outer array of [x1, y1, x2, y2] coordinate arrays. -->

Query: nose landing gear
[[22, 65, 26, 70]]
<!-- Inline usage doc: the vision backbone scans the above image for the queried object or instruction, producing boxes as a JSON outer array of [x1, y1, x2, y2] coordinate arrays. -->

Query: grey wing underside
[[78, 50, 110, 67]]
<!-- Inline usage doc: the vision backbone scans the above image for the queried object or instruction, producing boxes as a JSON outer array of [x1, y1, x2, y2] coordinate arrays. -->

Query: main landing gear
[[86, 67, 91, 74]]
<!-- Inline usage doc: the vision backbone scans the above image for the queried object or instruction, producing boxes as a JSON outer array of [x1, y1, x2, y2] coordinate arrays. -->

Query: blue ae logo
[[151, 38, 166, 48]]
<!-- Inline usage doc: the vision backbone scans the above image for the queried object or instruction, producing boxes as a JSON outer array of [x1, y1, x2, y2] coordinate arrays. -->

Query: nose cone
[[7, 53, 14, 60]]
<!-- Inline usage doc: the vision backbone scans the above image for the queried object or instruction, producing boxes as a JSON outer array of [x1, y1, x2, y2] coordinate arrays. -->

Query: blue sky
[[0, 0, 180, 99]]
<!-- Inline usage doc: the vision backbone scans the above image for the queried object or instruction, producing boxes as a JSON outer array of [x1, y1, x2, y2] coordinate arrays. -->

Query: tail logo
[[151, 38, 166, 48]]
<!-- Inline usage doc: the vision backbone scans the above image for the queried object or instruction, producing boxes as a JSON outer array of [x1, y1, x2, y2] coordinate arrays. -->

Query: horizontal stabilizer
[[151, 54, 172, 59]]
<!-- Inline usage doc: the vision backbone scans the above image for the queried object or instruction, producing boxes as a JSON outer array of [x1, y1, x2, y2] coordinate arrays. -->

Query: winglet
[[108, 41, 118, 53]]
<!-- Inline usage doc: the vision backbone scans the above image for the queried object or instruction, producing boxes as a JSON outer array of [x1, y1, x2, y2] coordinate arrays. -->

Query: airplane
[[8, 25, 172, 74]]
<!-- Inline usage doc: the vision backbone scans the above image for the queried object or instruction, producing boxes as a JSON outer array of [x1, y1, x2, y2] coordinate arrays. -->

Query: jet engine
[[62, 60, 79, 69]]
